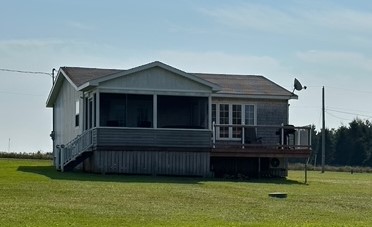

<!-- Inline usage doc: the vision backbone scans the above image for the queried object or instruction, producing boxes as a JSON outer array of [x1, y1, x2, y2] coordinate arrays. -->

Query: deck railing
[[59, 129, 94, 171], [212, 122, 312, 150]]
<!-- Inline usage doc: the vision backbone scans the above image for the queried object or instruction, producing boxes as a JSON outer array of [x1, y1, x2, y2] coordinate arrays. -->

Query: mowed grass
[[0, 159, 371, 226]]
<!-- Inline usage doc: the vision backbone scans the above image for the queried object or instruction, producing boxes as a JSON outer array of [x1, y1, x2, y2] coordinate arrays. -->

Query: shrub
[[0, 151, 53, 160], [289, 163, 372, 173]]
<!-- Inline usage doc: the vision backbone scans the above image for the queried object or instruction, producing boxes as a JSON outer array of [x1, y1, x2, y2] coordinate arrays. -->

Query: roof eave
[[78, 81, 98, 92], [46, 69, 64, 107], [46, 68, 79, 107], [212, 93, 298, 100]]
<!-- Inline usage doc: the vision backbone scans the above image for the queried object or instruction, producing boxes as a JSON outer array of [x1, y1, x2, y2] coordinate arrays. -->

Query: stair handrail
[[61, 129, 94, 167]]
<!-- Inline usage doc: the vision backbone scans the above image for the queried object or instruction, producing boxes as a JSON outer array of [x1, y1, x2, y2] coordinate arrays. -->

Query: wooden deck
[[59, 124, 312, 176], [211, 124, 312, 159], [211, 145, 311, 158]]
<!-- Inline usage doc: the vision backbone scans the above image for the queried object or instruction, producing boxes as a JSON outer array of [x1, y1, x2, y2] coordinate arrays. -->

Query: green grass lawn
[[0, 159, 371, 226]]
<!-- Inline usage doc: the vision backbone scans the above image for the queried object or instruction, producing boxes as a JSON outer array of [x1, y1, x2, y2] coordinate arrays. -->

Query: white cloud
[[200, 3, 372, 35], [155, 50, 285, 75], [199, 4, 294, 33], [297, 50, 372, 73], [67, 21, 96, 31], [303, 9, 372, 33]]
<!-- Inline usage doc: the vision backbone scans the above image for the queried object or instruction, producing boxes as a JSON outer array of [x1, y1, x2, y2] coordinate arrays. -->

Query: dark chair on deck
[[244, 127, 262, 144]]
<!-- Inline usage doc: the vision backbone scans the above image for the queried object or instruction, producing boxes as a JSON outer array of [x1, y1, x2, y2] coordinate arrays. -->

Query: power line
[[326, 108, 372, 119], [0, 90, 45, 97], [326, 86, 372, 95], [327, 106, 372, 115], [0, 68, 52, 77], [326, 111, 353, 121]]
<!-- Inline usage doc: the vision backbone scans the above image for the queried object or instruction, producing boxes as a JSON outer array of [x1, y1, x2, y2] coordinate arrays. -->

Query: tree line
[[310, 119, 372, 167]]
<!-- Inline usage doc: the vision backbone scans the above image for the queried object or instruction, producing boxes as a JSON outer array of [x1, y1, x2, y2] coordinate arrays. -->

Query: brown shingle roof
[[60, 66, 293, 97], [61, 67, 123, 87], [193, 73, 293, 97]]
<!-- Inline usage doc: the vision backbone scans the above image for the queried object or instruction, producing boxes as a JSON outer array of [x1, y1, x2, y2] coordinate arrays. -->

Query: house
[[46, 61, 311, 178]]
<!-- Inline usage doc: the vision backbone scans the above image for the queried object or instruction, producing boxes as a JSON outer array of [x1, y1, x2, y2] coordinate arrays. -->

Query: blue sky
[[1, 0, 372, 152]]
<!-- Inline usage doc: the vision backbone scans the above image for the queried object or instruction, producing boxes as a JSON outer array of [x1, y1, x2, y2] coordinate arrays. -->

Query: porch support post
[[208, 95, 212, 130], [82, 93, 86, 131], [96, 91, 100, 127], [153, 94, 157, 128]]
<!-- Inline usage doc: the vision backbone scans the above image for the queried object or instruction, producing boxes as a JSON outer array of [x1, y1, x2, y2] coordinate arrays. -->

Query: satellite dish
[[294, 78, 303, 91], [293, 78, 306, 93], [292, 78, 306, 93]]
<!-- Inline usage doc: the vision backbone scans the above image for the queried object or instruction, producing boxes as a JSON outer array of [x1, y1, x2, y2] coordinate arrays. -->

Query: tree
[[333, 119, 372, 167]]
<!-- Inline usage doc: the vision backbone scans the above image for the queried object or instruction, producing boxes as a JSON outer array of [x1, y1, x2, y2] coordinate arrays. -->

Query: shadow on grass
[[17, 165, 306, 185], [17, 165, 203, 184]]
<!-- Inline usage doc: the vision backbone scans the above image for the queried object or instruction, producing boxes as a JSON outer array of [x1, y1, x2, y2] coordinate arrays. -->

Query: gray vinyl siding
[[99, 66, 211, 93], [87, 150, 210, 177], [256, 100, 288, 125], [256, 100, 288, 144], [94, 128, 211, 148], [54, 79, 82, 150]]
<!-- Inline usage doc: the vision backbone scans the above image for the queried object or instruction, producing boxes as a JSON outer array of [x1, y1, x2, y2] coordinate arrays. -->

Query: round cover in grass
[[268, 192, 287, 198]]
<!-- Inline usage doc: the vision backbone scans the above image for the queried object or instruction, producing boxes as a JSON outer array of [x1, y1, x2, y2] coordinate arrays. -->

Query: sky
[[1, 0, 372, 153]]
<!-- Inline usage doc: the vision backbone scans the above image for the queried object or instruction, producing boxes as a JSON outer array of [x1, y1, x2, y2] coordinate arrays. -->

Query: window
[[232, 105, 242, 138], [219, 104, 229, 138], [75, 100, 79, 127], [213, 103, 255, 139], [245, 105, 255, 125]]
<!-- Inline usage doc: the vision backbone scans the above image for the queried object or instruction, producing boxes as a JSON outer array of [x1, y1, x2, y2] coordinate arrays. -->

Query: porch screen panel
[[126, 94, 153, 128], [232, 105, 242, 138], [100, 93, 153, 128], [100, 93, 126, 127], [157, 96, 208, 129], [219, 104, 229, 138]]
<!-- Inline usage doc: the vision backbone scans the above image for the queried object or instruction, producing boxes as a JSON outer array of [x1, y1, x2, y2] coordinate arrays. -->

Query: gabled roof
[[62, 67, 122, 87], [80, 61, 221, 91], [46, 61, 296, 107], [46, 61, 220, 107], [194, 73, 296, 99]]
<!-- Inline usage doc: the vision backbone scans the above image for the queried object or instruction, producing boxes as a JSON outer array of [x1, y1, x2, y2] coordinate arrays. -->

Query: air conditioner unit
[[269, 158, 287, 169]]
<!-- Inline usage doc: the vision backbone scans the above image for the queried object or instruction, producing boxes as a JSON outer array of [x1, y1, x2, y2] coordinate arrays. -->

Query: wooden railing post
[[281, 123, 284, 150], [212, 121, 216, 148], [242, 122, 245, 149], [60, 145, 65, 172]]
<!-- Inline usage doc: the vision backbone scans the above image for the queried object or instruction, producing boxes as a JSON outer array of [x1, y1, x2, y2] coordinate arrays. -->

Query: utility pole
[[52, 68, 56, 85], [321, 86, 325, 173]]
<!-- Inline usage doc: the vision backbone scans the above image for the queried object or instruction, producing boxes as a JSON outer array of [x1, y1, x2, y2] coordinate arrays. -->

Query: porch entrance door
[[85, 94, 96, 130]]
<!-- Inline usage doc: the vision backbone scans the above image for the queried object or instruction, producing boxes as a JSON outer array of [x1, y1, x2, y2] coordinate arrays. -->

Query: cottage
[[46, 61, 311, 177]]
